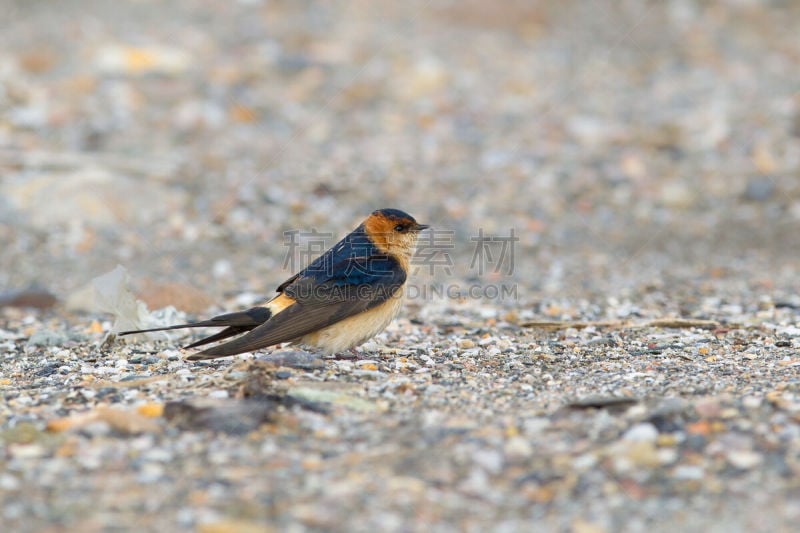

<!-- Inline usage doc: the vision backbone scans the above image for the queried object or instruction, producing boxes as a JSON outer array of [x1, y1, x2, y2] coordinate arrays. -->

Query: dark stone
[[258, 350, 325, 370], [163, 399, 276, 435], [0, 288, 58, 309], [585, 337, 618, 347], [685, 433, 707, 452], [565, 395, 639, 410], [743, 177, 775, 202], [35, 364, 60, 377]]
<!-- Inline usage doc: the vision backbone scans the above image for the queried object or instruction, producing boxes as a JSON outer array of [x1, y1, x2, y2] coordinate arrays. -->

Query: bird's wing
[[275, 272, 300, 293], [187, 255, 405, 359]]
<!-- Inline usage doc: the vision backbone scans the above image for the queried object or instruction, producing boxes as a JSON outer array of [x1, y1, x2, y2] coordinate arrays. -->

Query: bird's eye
[[394, 224, 405, 232]]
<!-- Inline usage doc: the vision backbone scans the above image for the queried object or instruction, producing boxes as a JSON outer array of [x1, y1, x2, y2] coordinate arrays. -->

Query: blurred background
[[1, 0, 799, 317]]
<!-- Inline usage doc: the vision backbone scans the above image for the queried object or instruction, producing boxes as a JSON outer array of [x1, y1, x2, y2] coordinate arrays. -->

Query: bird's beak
[[414, 223, 430, 231]]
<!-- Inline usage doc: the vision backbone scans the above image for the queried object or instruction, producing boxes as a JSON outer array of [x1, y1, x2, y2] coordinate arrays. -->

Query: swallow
[[119, 208, 428, 361]]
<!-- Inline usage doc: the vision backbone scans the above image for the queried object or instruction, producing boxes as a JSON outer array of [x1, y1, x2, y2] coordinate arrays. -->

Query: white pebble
[[472, 449, 504, 474], [622, 423, 658, 442], [504, 436, 533, 461], [673, 465, 704, 480], [727, 450, 763, 469]]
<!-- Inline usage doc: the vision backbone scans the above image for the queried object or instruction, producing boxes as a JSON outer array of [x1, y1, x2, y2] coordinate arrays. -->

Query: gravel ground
[[2, 1, 800, 531]]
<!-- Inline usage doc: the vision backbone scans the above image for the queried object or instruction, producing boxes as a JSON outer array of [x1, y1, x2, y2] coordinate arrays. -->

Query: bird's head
[[363, 208, 429, 262]]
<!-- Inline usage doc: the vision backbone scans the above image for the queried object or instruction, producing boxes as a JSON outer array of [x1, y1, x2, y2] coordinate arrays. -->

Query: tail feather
[[183, 326, 250, 349], [118, 306, 273, 336], [117, 306, 274, 351], [118, 320, 219, 336]]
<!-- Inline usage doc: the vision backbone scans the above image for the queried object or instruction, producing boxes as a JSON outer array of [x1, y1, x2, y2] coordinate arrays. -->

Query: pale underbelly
[[298, 295, 404, 354]]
